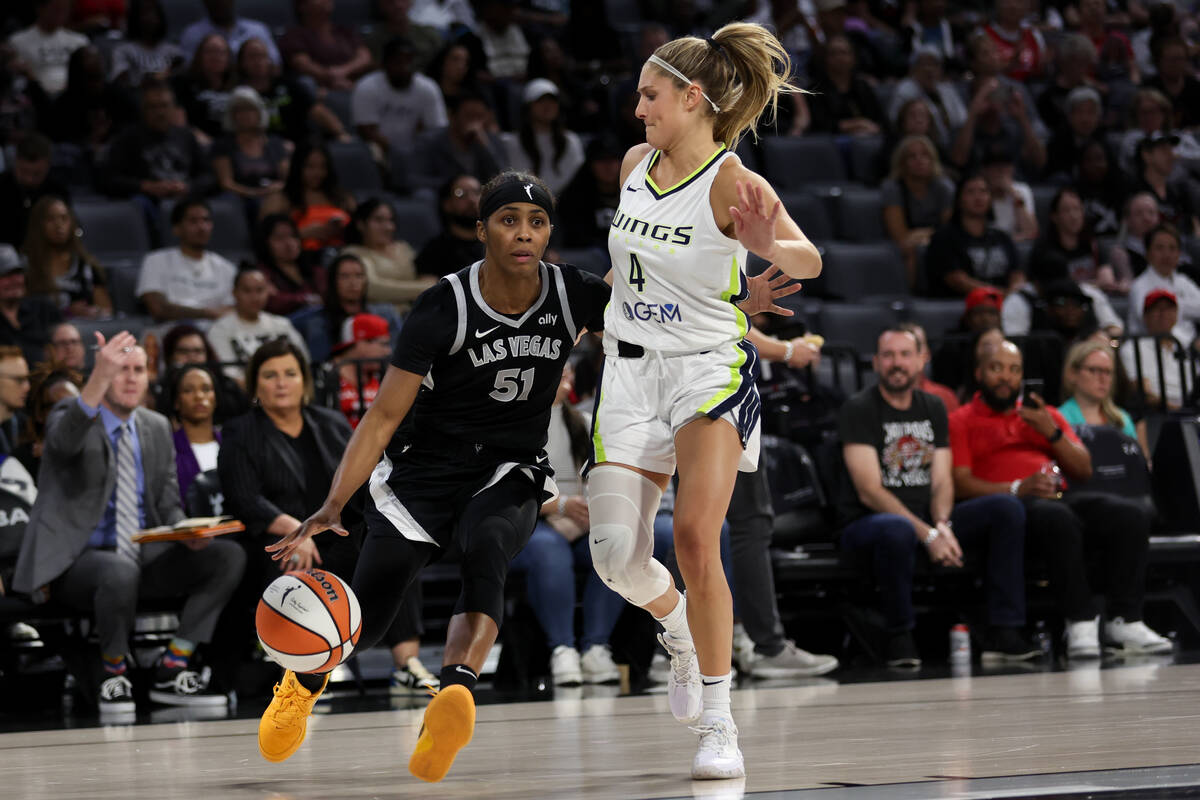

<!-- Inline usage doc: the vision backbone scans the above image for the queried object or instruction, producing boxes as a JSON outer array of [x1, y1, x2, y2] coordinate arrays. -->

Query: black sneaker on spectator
[[99, 674, 135, 715], [149, 663, 227, 707], [884, 632, 921, 669], [981, 627, 1043, 663]]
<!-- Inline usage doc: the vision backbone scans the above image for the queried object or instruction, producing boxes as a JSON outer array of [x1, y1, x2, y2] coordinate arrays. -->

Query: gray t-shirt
[[880, 176, 955, 230]]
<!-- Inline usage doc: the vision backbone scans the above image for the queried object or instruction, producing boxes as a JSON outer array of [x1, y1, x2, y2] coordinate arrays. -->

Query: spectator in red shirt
[[982, 0, 1047, 82], [331, 312, 389, 428], [949, 340, 1171, 658]]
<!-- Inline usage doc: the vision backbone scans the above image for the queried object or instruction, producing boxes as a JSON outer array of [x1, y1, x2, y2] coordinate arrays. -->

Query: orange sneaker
[[258, 670, 329, 763], [408, 684, 476, 782]]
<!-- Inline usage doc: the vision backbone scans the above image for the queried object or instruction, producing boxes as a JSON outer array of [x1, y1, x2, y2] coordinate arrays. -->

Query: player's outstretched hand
[[739, 265, 801, 317], [266, 503, 348, 565], [730, 179, 781, 258]]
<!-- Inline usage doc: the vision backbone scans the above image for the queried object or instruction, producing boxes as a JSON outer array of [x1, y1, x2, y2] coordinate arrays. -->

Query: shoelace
[[658, 634, 695, 685], [100, 676, 132, 700], [268, 681, 308, 727], [689, 721, 737, 752], [171, 671, 203, 695]]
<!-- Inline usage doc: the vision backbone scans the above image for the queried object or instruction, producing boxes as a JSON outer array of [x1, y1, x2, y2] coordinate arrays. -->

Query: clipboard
[[131, 517, 246, 543]]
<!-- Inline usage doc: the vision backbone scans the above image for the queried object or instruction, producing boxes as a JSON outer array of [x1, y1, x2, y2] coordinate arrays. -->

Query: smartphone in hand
[[1022, 378, 1045, 407]]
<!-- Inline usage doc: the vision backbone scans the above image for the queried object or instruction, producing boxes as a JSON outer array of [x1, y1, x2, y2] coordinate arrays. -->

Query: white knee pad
[[586, 465, 670, 607]]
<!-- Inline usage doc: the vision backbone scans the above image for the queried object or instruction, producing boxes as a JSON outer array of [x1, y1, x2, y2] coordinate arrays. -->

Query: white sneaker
[[580, 644, 620, 684], [1104, 617, 1173, 655], [658, 632, 701, 723], [691, 714, 745, 780], [1066, 617, 1101, 659], [752, 640, 839, 679], [550, 645, 583, 686], [732, 624, 756, 675]]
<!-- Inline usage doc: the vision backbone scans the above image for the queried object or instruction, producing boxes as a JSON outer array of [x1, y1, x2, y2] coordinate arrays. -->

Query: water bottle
[[950, 623, 971, 663]]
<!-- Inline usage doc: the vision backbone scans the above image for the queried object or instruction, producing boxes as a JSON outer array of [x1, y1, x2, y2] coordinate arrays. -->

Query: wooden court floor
[[5, 658, 1200, 799]]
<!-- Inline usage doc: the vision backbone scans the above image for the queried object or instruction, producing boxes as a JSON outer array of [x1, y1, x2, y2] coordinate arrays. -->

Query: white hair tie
[[647, 54, 721, 113]]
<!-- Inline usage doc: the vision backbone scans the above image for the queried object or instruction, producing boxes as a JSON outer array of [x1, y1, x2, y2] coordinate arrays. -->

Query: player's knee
[[590, 523, 668, 606]]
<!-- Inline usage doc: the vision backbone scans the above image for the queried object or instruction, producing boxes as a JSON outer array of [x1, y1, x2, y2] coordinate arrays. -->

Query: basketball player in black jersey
[[256, 170, 797, 782], [257, 171, 609, 782]]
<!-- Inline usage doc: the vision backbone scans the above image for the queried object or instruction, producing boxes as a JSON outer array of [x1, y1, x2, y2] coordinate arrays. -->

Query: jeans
[[839, 495, 1027, 632], [510, 521, 628, 651], [1023, 492, 1151, 622]]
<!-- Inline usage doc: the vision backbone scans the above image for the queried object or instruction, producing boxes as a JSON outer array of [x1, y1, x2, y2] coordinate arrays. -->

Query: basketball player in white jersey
[[585, 22, 822, 780]]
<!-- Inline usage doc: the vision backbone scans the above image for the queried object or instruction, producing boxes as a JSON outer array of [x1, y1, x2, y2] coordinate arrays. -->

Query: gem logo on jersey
[[622, 301, 683, 324]]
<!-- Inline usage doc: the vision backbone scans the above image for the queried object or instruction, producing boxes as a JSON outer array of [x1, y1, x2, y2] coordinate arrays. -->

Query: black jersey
[[391, 260, 609, 453]]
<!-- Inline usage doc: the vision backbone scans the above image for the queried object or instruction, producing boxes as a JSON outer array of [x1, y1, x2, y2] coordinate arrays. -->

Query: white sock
[[700, 672, 732, 719], [653, 592, 691, 642]]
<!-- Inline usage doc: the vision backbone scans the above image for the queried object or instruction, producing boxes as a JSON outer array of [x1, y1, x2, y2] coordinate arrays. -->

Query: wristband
[[1046, 427, 1063, 443], [1010, 479, 1021, 496], [782, 340, 795, 363], [557, 495, 568, 515]]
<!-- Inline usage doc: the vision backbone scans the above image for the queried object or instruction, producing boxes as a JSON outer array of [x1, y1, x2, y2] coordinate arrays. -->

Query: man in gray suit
[[13, 331, 245, 715]]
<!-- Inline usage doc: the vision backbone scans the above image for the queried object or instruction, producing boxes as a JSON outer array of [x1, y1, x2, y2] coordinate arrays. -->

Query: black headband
[[478, 179, 555, 223], [706, 36, 737, 82]]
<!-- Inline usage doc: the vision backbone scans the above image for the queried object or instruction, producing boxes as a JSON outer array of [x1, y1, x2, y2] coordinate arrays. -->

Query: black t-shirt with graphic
[[925, 222, 1021, 297], [836, 386, 949, 527]]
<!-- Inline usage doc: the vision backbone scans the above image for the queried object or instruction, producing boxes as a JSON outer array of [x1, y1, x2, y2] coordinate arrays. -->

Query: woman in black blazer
[[215, 338, 430, 695]]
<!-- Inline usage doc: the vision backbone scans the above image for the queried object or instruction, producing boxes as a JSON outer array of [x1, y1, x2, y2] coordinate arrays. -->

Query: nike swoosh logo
[[626, 186, 640, 193], [475, 326, 500, 337], [593, 538, 607, 544], [701, 679, 725, 686], [455, 665, 476, 677]]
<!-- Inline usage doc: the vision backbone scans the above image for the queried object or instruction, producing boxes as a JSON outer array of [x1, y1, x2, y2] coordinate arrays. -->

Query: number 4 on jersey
[[628, 253, 646, 293]]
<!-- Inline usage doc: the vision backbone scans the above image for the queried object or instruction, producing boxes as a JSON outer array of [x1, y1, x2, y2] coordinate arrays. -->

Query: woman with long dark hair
[[500, 79, 585, 195], [262, 140, 355, 252], [172, 33, 236, 144], [167, 363, 222, 505], [110, 0, 183, 88], [297, 253, 399, 362], [342, 198, 434, 309], [925, 172, 1023, 297], [254, 214, 326, 316], [22, 196, 112, 318]]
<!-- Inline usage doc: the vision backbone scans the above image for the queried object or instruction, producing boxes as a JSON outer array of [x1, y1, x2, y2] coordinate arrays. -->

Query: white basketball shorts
[[588, 338, 761, 475]]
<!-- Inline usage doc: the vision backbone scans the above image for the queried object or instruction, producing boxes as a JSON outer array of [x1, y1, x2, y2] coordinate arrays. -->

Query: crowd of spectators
[[0, 0, 1199, 714]]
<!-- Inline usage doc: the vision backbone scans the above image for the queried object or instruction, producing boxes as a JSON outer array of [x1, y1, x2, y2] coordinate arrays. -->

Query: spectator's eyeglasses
[[1080, 366, 1113, 377]]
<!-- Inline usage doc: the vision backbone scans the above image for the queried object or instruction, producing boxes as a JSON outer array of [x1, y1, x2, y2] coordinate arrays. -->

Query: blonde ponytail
[[650, 22, 802, 150]]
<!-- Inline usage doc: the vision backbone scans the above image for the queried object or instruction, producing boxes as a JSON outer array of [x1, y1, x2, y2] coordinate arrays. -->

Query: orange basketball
[[256, 569, 362, 674]]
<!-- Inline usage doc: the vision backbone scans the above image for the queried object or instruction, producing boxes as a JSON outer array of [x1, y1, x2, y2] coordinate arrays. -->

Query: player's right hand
[[267, 503, 347, 565]]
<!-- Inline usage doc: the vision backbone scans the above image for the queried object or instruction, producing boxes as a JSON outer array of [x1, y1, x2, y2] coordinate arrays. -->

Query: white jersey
[[604, 146, 749, 353]]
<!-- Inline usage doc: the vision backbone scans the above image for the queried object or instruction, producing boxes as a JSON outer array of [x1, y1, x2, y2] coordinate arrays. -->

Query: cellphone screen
[[1023, 378, 1044, 405]]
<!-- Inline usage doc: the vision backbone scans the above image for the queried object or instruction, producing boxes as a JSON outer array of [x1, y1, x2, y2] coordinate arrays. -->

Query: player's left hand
[[738, 265, 800, 317], [730, 179, 782, 258]]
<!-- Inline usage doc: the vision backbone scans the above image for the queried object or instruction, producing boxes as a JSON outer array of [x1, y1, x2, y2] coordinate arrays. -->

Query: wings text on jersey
[[610, 210, 693, 246]]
